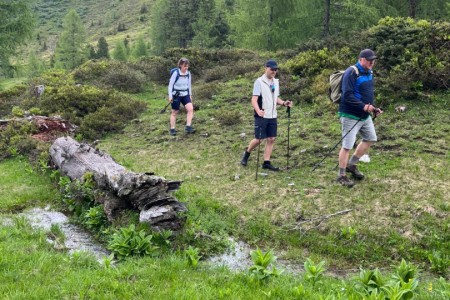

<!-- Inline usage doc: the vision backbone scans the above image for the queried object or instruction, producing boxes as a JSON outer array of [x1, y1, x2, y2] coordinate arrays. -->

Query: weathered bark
[[49, 136, 186, 231]]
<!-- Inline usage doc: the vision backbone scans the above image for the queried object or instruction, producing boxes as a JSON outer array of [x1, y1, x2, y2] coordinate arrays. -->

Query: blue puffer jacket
[[338, 62, 374, 119]]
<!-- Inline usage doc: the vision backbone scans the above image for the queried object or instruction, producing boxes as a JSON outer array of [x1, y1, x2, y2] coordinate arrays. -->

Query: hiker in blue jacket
[[337, 49, 383, 187], [168, 58, 195, 136]]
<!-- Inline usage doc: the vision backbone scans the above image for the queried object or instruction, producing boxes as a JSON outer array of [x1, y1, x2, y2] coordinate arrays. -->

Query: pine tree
[[54, 9, 87, 70], [27, 51, 45, 79], [133, 36, 147, 58], [96, 37, 109, 59], [0, 1, 35, 76], [112, 40, 128, 61]]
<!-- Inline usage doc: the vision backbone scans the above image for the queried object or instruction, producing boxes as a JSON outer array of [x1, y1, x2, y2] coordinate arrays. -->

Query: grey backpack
[[329, 65, 359, 103]]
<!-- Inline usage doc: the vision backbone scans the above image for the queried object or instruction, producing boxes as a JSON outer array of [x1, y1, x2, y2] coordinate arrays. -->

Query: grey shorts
[[340, 116, 377, 150]]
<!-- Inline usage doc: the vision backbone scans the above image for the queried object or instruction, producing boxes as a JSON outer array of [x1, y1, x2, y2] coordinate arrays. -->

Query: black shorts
[[254, 117, 277, 139], [171, 95, 191, 110]]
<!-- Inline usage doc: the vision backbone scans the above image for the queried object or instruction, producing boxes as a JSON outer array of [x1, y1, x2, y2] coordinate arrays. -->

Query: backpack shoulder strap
[[350, 65, 359, 76]]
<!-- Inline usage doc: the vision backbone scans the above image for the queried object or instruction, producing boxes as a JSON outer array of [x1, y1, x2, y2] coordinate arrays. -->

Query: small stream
[[5, 207, 308, 274], [21, 207, 110, 261]]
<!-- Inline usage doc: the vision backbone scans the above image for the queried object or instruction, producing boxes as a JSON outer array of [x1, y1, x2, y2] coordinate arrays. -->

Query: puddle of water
[[208, 238, 306, 275], [208, 240, 253, 271], [21, 207, 110, 262]]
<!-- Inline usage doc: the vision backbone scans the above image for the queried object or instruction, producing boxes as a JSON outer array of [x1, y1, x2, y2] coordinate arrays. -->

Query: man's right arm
[[342, 68, 365, 112]]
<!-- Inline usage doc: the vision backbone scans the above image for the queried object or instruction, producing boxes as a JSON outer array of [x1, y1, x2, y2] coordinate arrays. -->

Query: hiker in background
[[240, 59, 292, 171], [337, 49, 383, 187], [168, 57, 195, 136]]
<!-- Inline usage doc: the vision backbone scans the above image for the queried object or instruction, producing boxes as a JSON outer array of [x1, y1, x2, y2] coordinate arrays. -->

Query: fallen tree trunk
[[49, 136, 186, 231]]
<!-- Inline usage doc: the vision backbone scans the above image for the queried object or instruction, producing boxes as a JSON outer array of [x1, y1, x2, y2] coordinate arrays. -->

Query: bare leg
[[263, 137, 276, 161], [185, 103, 194, 126], [170, 110, 179, 129], [247, 138, 263, 152], [354, 141, 374, 158]]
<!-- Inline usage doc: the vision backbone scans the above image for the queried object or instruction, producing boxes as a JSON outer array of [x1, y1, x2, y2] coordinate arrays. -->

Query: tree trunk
[[323, 0, 331, 38], [409, 0, 418, 19], [49, 136, 186, 231]]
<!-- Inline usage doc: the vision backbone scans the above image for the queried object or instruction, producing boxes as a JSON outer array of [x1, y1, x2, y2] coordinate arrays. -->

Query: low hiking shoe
[[262, 163, 280, 171], [336, 175, 355, 188], [240, 151, 250, 166], [346, 164, 365, 180], [185, 125, 196, 133], [169, 128, 177, 136]]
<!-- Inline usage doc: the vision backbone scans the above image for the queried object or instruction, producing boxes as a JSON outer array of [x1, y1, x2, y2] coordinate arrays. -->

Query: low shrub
[[102, 64, 146, 93], [204, 66, 232, 83], [74, 60, 147, 93], [194, 83, 220, 101], [0, 85, 27, 117], [215, 109, 242, 126]]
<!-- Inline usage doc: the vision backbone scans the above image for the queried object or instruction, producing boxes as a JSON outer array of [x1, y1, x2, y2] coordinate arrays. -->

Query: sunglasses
[[270, 68, 278, 72]]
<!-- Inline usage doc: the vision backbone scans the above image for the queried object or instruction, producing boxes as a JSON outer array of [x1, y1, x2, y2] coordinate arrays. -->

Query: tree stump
[[49, 136, 186, 231]]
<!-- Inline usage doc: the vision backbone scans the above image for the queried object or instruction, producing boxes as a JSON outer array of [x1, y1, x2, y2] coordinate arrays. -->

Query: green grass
[[99, 84, 450, 272], [0, 157, 58, 212], [0, 90, 449, 297], [1, 215, 449, 299]]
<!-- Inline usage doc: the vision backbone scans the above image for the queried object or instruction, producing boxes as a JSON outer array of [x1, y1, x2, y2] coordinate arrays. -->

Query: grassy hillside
[[28, 0, 152, 60]]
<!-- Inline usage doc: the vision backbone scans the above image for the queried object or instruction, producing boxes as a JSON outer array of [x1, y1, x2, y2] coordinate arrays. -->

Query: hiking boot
[[262, 163, 280, 171], [240, 151, 250, 166], [185, 125, 196, 133], [346, 164, 365, 180], [336, 175, 355, 188], [169, 128, 177, 136]]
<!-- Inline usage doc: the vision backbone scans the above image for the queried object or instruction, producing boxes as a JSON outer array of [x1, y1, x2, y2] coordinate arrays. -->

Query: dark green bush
[[102, 64, 146, 93], [0, 120, 38, 160], [0, 85, 27, 118], [133, 56, 172, 84], [73, 60, 146, 93], [194, 83, 220, 101], [204, 66, 231, 83], [215, 109, 242, 126], [367, 17, 450, 99], [80, 97, 146, 139]]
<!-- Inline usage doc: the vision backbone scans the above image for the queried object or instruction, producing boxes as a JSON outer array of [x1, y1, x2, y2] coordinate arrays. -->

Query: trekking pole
[[286, 105, 291, 170], [160, 102, 171, 114], [312, 107, 382, 172], [311, 117, 363, 172], [255, 125, 262, 181]]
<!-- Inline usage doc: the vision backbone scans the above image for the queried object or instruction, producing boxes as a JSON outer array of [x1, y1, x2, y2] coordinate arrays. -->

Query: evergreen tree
[[88, 45, 97, 59], [112, 40, 128, 61], [133, 36, 147, 58], [54, 9, 87, 70], [191, 0, 216, 48], [96, 37, 109, 59], [27, 51, 45, 79], [150, 0, 200, 53], [0, 0, 35, 76]]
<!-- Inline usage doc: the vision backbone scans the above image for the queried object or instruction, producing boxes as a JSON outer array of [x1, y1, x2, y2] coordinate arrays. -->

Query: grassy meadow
[[0, 75, 449, 298]]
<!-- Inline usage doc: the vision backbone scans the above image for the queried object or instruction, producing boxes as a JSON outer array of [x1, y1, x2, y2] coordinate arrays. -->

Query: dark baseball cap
[[265, 59, 278, 69], [359, 49, 377, 60]]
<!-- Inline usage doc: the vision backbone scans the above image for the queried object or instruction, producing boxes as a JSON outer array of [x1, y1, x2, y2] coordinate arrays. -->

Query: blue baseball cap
[[359, 49, 377, 60], [265, 59, 278, 69]]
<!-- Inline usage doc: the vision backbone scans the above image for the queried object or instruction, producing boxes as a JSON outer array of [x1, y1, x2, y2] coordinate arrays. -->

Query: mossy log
[[49, 136, 186, 231]]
